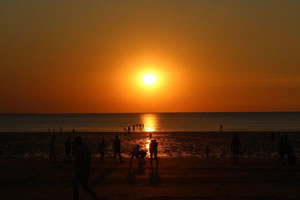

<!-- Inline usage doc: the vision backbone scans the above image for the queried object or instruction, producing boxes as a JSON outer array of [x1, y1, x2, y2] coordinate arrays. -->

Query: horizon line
[[1, 111, 300, 115]]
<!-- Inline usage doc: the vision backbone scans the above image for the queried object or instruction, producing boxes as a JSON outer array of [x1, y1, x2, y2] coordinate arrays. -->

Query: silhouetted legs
[[49, 151, 56, 163], [114, 150, 122, 162], [150, 151, 158, 163], [64, 153, 71, 164], [73, 183, 98, 200], [232, 149, 239, 160], [100, 152, 104, 162]]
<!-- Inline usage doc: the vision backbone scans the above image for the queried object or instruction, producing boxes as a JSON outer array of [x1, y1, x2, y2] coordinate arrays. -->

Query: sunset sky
[[1, 1, 300, 113]]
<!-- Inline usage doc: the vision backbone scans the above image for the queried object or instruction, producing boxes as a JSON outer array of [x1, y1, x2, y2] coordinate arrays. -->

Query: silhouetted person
[[49, 136, 57, 163], [113, 136, 122, 162], [72, 137, 98, 200], [97, 138, 106, 162], [133, 125, 135, 131], [64, 136, 72, 164], [205, 145, 210, 158], [220, 124, 223, 133], [149, 133, 152, 138], [60, 127, 63, 133], [129, 145, 140, 166], [150, 139, 158, 163], [128, 126, 131, 133], [231, 134, 240, 160], [287, 144, 296, 165]]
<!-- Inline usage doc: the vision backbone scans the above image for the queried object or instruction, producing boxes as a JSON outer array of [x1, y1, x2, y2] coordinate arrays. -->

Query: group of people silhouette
[[49, 134, 159, 200], [47, 130, 297, 200], [124, 123, 144, 133]]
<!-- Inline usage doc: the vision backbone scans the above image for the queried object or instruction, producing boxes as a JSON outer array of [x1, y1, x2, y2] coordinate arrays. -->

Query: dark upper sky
[[1, 1, 300, 113]]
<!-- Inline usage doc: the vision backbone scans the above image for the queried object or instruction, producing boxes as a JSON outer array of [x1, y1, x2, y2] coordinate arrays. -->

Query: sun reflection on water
[[142, 114, 157, 132]]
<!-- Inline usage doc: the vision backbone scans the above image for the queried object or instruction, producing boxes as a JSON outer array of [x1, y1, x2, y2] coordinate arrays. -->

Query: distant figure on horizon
[[49, 136, 57, 163], [205, 145, 210, 158], [72, 136, 99, 200], [128, 126, 131, 133], [97, 138, 106, 162], [220, 124, 223, 133], [133, 125, 135, 131], [231, 134, 241, 161], [113, 136, 122, 162], [149, 133, 152, 138], [150, 139, 158, 163], [64, 136, 72, 164], [60, 127, 63, 133]]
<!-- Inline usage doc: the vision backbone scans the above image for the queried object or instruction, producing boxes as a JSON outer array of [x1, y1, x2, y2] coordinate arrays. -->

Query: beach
[[0, 131, 299, 199], [1, 158, 300, 200]]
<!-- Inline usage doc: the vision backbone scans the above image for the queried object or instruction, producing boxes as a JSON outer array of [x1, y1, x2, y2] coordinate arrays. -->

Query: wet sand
[[1, 158, 299, 200]]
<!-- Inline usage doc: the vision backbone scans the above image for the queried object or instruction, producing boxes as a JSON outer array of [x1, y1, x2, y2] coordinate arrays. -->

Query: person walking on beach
[[49, 136, 57, 163], [113, 136, 122, 162], [231, 134, 240, 160], [72, 136, 99, 200], [220, 124, 223, 133], [64, 136, 72, 164], [97, 138, 106, 162]]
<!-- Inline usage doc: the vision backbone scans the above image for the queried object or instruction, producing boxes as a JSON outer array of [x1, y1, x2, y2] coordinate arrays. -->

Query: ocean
[[1, 112, 300, 132]]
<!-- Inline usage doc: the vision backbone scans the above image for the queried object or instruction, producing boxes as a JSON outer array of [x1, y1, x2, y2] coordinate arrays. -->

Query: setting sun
[[142, 73, 157, 86]]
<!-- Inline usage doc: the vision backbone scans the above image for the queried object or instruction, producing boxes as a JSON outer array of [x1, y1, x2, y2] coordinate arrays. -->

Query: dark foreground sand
[[0, 158, 299, 200]]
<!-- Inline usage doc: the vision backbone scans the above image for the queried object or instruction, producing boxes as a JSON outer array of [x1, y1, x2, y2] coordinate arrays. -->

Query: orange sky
[[1, 1, 300, 113]]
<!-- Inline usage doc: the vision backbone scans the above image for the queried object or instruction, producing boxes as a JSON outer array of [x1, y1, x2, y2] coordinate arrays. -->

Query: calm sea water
[[0, 112, 300, 132]]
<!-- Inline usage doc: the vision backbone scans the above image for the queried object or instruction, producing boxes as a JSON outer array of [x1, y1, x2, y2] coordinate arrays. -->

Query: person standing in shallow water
[[73, 137, 99, 200], [150, 139, 158, 163], [49, 135, 56, 163], [231, 134, 241, 161], [113, 136, 122, 162]]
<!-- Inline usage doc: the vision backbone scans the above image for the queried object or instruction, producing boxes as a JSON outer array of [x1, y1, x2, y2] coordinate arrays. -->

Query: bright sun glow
[[142, 73, 157, 86]]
